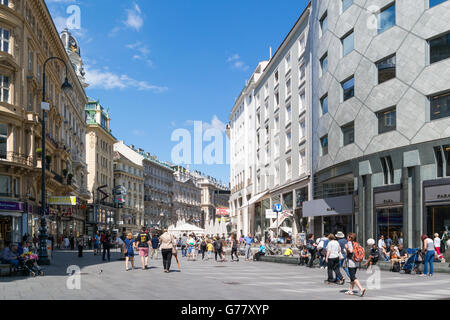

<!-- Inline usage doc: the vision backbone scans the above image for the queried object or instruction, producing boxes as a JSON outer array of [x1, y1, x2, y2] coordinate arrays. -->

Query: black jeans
[[161, 249, 173, 271], [78, 245, 83, 257], [215, 249, 223, 261], [253, 252, 265, 261], [231, 247, 239, 261], [307, 249, 316, 267], [201, 246, 207, 260], [327, 257, 342, 282], [102, 246, 110, 261], [299, 256, 309, 265]]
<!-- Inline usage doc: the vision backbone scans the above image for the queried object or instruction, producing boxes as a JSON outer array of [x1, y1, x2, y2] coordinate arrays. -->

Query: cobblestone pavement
[[1, 249, 450, 300]]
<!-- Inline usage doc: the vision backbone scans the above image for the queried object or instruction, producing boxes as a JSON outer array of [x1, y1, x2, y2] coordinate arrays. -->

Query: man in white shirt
[[325, 234, 344, 285], [378, 235, 388, 261]]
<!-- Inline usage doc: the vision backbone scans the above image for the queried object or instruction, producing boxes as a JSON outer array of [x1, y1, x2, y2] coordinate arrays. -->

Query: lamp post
[[39, 57, 73, 265]]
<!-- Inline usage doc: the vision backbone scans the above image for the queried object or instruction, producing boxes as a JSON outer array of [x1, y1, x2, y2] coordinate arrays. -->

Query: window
[[0, 75, 9, 103], [0, 28, 9, 53], [274, 91, 280, 107], [377, 107, 396, 134], [320, 53, 328, 76], [274, 138, 280, 158], [342, 0, 353, 11], [286, 158, 292, 181], [377, 55, 396, 84], [286, 104, 292, 125], [342, 122, 355, 146], [320, 11, 328, 36], [342, 76, 355, 101], [0, 175, 11, 196], [299, 64, 306, 82], [378, 2, 396, 34], [342, 30, 354, 56], [275, 165, 280, 185], [321, 135, 328, 156], [0, 123, 7, 159], [299, 120, 306, 139], [299, 36, 306, 54], [285, 53, 291, 73], [429, 0, 447, 8], [380, 156, 395, 184], [321, 95, 328, 115], [299, 92, 306, 112], [286, 130, 292, 151], [264, 83, 269, 99], [429, 32, 450, 64], [286, 78, 291, 97], [444, 145, 450, 177], [430, 91, 450, 121], [275, 70, 279, 84], [274, 115, 280, 132], [299, 150, 306, 174], [28, 51, 33, 71], [433, 146, 444, 177]]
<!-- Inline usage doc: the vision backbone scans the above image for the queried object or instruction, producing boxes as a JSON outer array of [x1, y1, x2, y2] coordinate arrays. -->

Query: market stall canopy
[[170, 223, 205, 233]]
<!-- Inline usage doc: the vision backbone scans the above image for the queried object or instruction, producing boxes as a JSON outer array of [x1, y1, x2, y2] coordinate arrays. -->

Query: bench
[[0, 264, 12, 277]]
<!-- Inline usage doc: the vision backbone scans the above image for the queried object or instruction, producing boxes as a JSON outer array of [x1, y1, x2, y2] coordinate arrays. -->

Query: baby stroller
[[21, 254, 44, 277], [402, 248, 422, 275]]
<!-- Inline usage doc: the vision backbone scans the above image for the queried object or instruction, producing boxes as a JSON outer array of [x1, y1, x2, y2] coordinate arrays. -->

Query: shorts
[[349, 268, 358, 282], [139, 247, 149, 257], [125, 251, 134, 258], [187, 246, 194, 254]]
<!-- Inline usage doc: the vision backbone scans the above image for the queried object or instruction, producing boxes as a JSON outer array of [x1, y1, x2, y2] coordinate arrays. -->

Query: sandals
[[345, 291, 354, 295], [360, 288, 367, 297]]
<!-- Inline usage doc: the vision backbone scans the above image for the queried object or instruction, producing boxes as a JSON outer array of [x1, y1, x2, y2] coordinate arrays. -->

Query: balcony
[[0, 152, 37, 168]]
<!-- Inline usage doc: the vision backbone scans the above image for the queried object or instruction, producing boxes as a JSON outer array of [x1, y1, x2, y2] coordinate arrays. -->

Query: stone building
[[0, 0, 89, 246], [172, 166, 202, 227]]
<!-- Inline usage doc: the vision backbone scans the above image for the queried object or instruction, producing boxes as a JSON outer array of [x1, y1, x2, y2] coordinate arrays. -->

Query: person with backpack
[[136, 227, 151, 270], [317, 234, 329, 269], [306, 234, 317, 268], [213, 237, 224, 262], [102, 232, 112, 262], [344, 233, 366, 297]]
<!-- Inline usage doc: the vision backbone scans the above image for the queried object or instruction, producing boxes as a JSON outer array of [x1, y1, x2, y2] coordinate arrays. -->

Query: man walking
[[151, 234, 159, 260], [136, 227, 151, 270], [102, 232, 112, 262], [336, 231, 350, 281], [180, 233, 188, 257], [244, 233, 254, 261]]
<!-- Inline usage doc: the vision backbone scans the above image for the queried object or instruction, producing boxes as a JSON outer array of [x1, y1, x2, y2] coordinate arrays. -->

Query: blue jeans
[[424, 250, 435, 275], [181, 245, 187, 257], [8, 259, 19, 268], [337, 253, 350, 280]]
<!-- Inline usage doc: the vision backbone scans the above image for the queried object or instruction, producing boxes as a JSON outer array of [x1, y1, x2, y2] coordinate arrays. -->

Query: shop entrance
[[0, 216, 11, 249], [323, 215, 354, 236], [376, 207, 403, 243]]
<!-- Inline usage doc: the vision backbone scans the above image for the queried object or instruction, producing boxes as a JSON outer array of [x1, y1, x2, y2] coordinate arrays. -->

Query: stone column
[[413, 166, 422, 249], [402, 167, 410, 248]]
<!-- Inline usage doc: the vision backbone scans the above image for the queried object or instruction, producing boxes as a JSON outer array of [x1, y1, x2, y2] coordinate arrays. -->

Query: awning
[[0, 212, 23, 218], [303, 195, 353, 218], [247, 191, 269, 206], [280, 227, 292, 234]]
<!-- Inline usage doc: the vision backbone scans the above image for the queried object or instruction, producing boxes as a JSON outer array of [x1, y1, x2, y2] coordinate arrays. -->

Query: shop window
[[430, 32, 450, 64], [321, 94, 328, 115], [377, 107, 396, 134], [377, 54, 396, 84], [430, 91, 450, 121], [378, 2, 396, 34]]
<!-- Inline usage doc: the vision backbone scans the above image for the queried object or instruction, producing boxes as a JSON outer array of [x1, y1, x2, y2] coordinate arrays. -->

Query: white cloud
[[124, 3, 144, 31], [84, 66, 168, 93], [227, 54, 249, 71], [126, 42, 153, 67]]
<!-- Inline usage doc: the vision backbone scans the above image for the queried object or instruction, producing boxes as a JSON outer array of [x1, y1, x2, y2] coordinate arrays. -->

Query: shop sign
[[48, 196, 77, 206], [374, 191, 402, 207], [303, 195, 353, 217], [425, 184, 450, 203], [0, 201, 25, 212], [216, 208, 230, 216], [265, 209, 277, 219]]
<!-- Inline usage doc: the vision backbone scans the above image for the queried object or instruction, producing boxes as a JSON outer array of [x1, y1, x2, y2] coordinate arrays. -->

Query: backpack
[[351, 241, 365, 263]]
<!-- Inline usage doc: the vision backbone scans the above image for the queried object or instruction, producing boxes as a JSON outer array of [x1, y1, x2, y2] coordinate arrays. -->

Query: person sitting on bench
[[1, 244, 20, 269]]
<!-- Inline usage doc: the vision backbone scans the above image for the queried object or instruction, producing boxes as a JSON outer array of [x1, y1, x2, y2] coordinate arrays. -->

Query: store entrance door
[[0, 216, 12, 249]]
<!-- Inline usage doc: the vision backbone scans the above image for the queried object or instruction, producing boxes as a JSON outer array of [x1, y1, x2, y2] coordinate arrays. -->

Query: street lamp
[[39, 57, 73, 265]]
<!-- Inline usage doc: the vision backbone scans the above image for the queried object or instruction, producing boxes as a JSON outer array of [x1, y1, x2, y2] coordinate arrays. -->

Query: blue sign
[[273, 204, 283, 213]]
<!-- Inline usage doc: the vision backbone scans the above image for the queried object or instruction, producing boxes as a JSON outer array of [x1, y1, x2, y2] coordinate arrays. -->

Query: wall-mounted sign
[[374, 190, 402, 207], [265, 209, 277, 219], [0, 201, 25, 212], [425, 184, 450, 203], [48, 196, 77, 206], [303, 195, 353, 218]]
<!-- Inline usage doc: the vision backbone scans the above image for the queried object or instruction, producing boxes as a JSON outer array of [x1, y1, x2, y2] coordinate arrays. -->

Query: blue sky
[[45, 0, 309, 185]]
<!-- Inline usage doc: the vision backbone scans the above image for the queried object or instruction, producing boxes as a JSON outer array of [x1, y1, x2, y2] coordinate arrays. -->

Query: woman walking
[[230, 233, 239, 262], [200, 236, 207, 260], [159, 229, 177, 273], [123, 233, 136, 271], [325, 234, 344, 285], [77, 235, 84, 258], [421, 234, 435, 277], [434, 233, 443, 260], [344, 233, 366, 297]]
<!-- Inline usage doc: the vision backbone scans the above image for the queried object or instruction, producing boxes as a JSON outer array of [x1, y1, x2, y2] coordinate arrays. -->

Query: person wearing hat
[[336, 232, 350, 281]]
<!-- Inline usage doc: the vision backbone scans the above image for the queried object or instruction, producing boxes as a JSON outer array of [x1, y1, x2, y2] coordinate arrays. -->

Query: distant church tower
[[60, 28, 88, 88]]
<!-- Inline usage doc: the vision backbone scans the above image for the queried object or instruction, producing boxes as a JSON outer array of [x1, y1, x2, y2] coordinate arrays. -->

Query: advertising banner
[[48, 196, 77, 206]]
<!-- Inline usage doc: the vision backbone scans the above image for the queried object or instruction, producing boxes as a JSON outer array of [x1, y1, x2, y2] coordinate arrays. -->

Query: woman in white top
[[434, 233, 443, 260], [345, 233, 366, 297], [325, 234, 344, 285], [421, 234, 435, 277]]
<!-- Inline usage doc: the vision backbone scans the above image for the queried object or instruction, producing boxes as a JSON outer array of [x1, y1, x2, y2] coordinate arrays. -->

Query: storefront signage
[[303, 195, 353, 218], [216, 208, 230, 216], [265, 209, 277, 219], [48, 196, 77, 206], [425, 184, 450, 203], [374, 190, 402, 207], [0, 201, 25, 212]]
